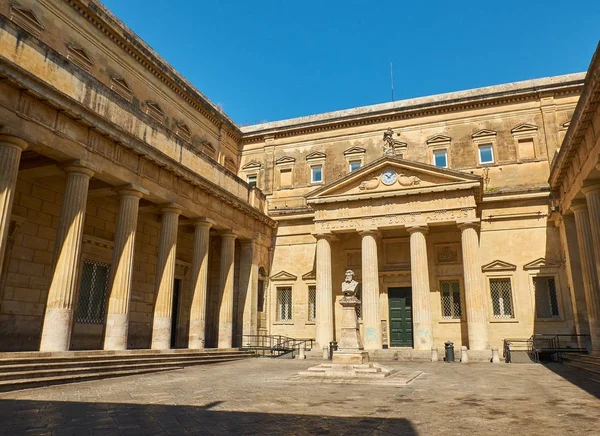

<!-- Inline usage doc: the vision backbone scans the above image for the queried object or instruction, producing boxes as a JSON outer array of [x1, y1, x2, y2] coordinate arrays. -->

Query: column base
[[104, 313, 129, 350], [188, 320, 205, 349], [151, 316, 172, 350], [40, 308, 72, 351], [218, 322, 233, 349], [414, 323, 433, 351]]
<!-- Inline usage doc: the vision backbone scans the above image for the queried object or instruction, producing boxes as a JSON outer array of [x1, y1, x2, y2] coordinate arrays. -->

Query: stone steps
[[0, 349, 253, 392], [562, 354, 600, 383]]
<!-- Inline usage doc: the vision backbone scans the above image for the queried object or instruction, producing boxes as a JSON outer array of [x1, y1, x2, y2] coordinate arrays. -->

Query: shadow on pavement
[[0, 398, 419, 435], [541, 363, 600, 399]]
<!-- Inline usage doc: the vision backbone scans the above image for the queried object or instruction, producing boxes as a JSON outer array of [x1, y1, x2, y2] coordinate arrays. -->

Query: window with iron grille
[[440, 280, 462, 319], [489, 278, 514, 319], [534, 276, 560, 319], [308, 286, 316, 322], [277, 287, 293, 321], [75, 260, 111, 324]]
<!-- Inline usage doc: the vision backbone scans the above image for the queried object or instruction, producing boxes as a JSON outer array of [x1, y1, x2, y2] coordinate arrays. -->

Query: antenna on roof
[[390, 62, 395, 102]]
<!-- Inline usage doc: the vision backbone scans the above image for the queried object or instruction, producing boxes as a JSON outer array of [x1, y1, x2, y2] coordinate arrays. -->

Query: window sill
[[535, 317, 565, 322], [489, 318, 519, 323], [438, 319, 463, 324], [273, 321, 294, 325], [305, 322, 316, 326]]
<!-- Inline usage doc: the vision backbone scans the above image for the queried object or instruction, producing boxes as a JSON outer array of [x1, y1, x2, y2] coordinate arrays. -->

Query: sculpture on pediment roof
[[382, 128, 403, 156]]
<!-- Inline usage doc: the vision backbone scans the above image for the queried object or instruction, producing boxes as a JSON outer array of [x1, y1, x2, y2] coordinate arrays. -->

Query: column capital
[[220, 231, 238, 240], [357, 228, 380, 238], [115, 184, 149, 198], [62, 160, 95, 178], [581, 183, 600, 196], [191, 218, 214, 229], [570, 202, 588, 214], [0, 133, 28, 151], [457, 219, 480, 231], [407, 225, 428, 235], [312, 232, 338, 241], [159, 204, 183, 215], [240, 238, 256, 247]]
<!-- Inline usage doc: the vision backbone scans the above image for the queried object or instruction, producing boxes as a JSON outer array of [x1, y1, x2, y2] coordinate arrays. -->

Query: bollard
[[431, 348, 438, 362], [461, 346, 468, 363], [492, 347, 500, 363], [444, 341, 455, 362], [322, 346, 329, 360], [297, 343, 306, 360], [328, 341, 338, 360]]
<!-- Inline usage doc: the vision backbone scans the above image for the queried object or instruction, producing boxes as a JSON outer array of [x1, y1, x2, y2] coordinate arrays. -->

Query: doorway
[[388, 287, 413, 347], [171, 278, 181, 348]]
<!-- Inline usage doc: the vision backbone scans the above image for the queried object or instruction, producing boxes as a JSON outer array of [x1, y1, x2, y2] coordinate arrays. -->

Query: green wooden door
[[388, 287, 413, 347]]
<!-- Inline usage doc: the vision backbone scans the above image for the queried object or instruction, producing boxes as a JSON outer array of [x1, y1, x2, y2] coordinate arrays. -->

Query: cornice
[[240, 84, 583, 144], [549, 42, 600, 189], [63, 0, 241, 135]]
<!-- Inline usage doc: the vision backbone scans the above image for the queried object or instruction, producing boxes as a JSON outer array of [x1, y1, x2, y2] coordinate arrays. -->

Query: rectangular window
[[517, 138, 536, 160], [257, 279, 265, 312], [490, 278, 514, 319], [534, 276, 560, 319], [478, 144, 494, 164], [433, 150, 448, 168], [280, 168, 292, 188], [247, 174, 257, 188], [308, 286, 316, 322], [349, 160, 361, 172], [311, 165, 323, 183], [76, 260, 111, 324], [440, 280, 462, 319], [277, 287, 293, 321]]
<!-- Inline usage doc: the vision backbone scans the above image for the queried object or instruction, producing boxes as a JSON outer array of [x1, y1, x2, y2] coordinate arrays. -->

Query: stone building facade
[[0, 0, 597, 357]]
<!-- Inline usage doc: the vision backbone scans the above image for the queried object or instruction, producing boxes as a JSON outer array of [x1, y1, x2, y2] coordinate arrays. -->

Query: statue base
[[332, 351, 369, 364]]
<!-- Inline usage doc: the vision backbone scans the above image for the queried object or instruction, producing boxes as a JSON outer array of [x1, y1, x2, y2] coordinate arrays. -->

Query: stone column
[[572, 203, 600, 351], [582, 184, 600, 281], [0, 134, 27, 278], [218, 232, 237, 348], [103, 186, 146, 350], [150, 206, 182, 350], [458, 222, 489, 350], [315, 234, 334, 349], [188, 220, 212, 349], [40, 163, 94, 351], [360, 230, 382, 350], [239, 239, 257, 338], [408, 226, 433, 351]]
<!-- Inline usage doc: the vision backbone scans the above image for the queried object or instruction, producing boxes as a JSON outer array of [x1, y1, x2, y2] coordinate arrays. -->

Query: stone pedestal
[[332, 296, 369, 364]]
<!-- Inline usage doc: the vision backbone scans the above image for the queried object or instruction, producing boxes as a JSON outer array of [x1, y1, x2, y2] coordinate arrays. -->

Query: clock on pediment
[[381, 170, 397, 186]]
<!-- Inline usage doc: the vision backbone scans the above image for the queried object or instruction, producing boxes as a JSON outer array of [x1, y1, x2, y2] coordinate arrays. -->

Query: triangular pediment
[[10, 5, 45, 36], [302, 270, 316, 280], [472, 129, 497, 138], [305, 156, 482, 202], [275, 156, 296, 165], [426, 134, 452, 145], [270, 270, 297, 281], [482, 259, 517, 272], [523, 258, 561, 270], [344, 146, 366, 155], [242, 160, 262, 170], [306, 151, 326, 161], [511, 123, 538, 134]]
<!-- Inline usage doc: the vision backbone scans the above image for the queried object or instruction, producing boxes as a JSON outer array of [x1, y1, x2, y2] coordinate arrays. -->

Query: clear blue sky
[[102, 0, 599, 126]]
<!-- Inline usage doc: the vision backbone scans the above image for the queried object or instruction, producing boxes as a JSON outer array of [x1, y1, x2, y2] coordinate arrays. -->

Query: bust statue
[[342, 269, 359, 298]]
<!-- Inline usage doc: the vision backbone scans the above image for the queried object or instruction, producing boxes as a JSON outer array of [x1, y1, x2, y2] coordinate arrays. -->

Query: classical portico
[[306, 157, 489, 351]]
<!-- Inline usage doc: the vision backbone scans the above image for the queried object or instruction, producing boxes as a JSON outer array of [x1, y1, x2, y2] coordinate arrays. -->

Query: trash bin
[[328, 341, 338, 360], [444, 341, 455, 362]]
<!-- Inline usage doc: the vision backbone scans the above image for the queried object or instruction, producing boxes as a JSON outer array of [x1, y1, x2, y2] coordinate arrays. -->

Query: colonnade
[[571, 184, 600, 351], [0, 135, 258, 352], [313, 222, 489, 351]]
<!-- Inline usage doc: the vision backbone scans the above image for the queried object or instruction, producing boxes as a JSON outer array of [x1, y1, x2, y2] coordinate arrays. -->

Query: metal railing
[[504, 334, 590, 363], [239, 335, 314, 358]]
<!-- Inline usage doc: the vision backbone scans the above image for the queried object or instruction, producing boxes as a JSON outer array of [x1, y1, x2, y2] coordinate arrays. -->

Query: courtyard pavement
[[0, 358, 598, 435]]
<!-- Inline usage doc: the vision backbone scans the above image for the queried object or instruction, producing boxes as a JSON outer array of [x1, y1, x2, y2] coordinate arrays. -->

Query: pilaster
[[239, 239, 257, 338]]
